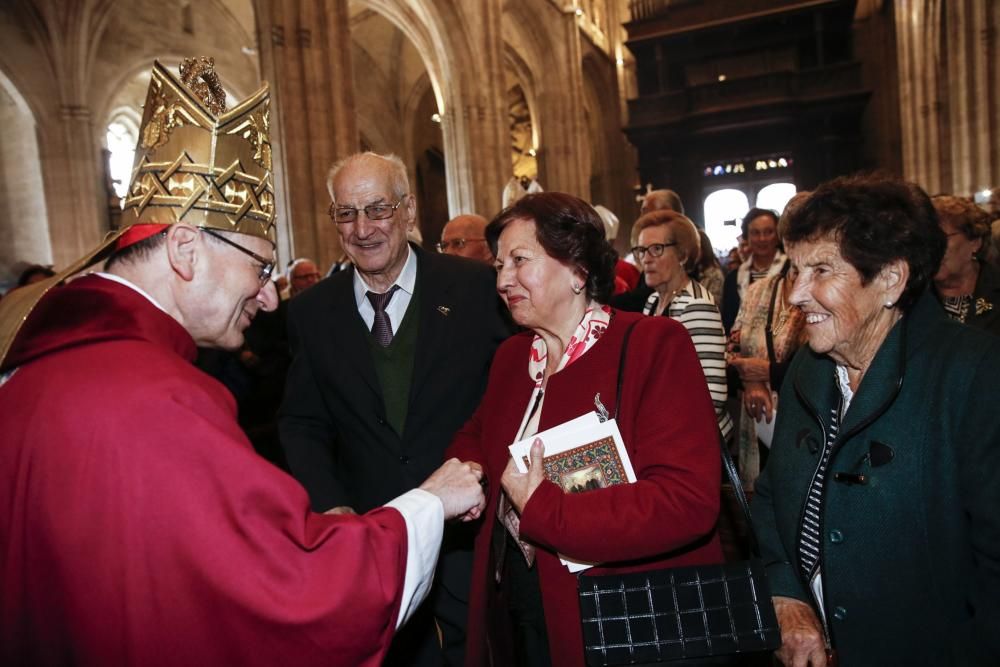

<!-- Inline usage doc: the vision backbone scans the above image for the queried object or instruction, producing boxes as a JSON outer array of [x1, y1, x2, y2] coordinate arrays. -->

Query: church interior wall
[[349, 7, 448, 246], [0, 0, 994, 289], [408, 82, 448, 247], [853, 0, 903, 177], [0, 75, 51, 285]]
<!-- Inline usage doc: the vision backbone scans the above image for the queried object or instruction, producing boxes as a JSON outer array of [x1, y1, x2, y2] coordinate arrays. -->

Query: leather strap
[[718, 427, 762, 558], [613, 317, 763, 558], [613, 320, 640, 419]]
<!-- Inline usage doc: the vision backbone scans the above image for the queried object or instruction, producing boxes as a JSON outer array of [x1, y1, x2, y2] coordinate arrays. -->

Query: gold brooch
[[975, 298, 994, 316]]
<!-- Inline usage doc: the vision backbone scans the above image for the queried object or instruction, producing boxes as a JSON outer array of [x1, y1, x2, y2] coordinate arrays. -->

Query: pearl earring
[[885, 300, 894, 308], [571, 283, 583, 295]]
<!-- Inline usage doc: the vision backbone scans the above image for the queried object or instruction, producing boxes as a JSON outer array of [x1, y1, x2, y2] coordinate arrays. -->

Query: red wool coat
[[446, 310, 723, 667], [0, 275, 409, 667]]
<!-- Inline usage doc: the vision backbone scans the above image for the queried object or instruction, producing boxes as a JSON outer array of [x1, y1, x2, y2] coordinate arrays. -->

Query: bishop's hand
[[419, 458, 486, 521]]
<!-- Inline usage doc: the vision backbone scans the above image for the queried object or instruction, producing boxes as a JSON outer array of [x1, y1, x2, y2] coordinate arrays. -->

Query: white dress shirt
[[353, 246, 418, 333]]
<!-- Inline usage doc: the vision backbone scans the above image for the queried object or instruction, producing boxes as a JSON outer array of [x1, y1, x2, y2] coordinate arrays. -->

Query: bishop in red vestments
[[0, 58, 485, 667]]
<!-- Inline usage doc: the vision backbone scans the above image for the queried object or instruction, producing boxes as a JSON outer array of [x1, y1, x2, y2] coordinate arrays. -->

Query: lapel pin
[[437, 306, 451, 316]]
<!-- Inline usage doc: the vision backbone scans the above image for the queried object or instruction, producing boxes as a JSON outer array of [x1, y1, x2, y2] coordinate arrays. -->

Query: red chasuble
[[0, 275, 408, 666]]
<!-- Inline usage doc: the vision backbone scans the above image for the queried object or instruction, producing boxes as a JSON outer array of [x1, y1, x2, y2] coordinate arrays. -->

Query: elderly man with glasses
[[280, 151, 513, 667], [437, 214, 493, 264]]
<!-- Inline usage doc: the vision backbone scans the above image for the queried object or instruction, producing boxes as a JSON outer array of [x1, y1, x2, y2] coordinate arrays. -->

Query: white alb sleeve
[[383, 488, 444, 629]]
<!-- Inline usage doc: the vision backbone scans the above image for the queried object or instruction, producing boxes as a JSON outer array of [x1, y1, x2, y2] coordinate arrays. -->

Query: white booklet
[[508, 413, 637, 572], [753, 392, 779, 448]]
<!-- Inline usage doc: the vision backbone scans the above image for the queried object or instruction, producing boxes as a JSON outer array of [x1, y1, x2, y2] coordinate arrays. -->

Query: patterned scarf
[[498, 301, 611, 571]]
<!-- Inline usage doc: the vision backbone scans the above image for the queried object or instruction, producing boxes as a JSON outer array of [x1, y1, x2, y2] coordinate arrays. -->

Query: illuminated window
[[704, 188, 750, 253], [756, 182, 797, 216], [106, 116, 138, 198]]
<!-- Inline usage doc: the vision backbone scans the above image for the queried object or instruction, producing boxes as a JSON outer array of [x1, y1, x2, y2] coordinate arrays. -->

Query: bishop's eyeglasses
[[201, 228, 275, 283]]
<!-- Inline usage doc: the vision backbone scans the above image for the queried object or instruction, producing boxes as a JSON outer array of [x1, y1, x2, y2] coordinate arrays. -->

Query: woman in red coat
[[446, 193, 724, 667]]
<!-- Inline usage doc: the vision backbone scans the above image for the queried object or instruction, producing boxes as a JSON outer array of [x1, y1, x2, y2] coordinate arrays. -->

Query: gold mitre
[[0, 58, 274, 369], [121, 57, 275, 243]]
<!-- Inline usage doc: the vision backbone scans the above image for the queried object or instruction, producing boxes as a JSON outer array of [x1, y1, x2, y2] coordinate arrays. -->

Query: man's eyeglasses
[[436, 237, 487, 253], [201, 228, 275, 283], [631, 242, 677, 260], [328, 198, 407, 224]]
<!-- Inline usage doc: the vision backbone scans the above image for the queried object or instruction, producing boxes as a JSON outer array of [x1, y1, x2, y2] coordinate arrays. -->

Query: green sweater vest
[[366, 288, 420, 436]]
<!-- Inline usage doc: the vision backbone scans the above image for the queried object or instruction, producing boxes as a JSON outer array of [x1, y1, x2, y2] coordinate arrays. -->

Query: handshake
[[419, 458, 487, 521], [324, 459, 487, 521]]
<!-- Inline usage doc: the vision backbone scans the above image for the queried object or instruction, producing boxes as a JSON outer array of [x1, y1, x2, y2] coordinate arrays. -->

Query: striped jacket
[[643, 280, 734, 439]]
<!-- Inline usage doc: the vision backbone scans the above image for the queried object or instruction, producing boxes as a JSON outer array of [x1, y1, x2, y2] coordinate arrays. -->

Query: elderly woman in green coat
[[752, 175, 1000, 666]]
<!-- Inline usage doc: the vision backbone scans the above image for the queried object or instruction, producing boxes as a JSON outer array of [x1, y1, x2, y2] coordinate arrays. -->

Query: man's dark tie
[[367, 285, 400, 347]]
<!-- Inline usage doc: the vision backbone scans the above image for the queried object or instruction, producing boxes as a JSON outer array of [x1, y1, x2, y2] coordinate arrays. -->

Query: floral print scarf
[[499, 301, 611, 570]]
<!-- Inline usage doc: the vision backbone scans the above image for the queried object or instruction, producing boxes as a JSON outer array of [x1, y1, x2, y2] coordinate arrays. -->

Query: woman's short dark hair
[[487, 192, 617, 303], [783, 173, 945, 311], [741, 208, 779, 239]]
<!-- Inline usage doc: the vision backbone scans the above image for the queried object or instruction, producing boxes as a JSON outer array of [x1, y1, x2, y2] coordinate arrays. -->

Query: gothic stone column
[[535, 8, 591, 200], [36, 103, 107, 268], [256, 0, 357, 270]]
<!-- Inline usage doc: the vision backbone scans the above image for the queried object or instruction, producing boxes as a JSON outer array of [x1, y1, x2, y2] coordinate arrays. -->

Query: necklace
[[656, 286, 685, 315]]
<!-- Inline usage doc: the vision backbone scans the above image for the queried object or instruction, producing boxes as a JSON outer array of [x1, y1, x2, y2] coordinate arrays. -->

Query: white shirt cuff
[[383, 488, 444, 629]]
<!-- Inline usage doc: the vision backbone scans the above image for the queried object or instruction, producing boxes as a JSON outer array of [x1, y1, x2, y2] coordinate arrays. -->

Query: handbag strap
[[614, 316, 764, 559], [717, 427, 763, 558], [613, 320, 640, 419]]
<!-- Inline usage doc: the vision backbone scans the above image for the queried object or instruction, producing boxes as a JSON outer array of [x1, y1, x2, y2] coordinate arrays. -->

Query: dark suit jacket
[[279, 245, 511, 514]]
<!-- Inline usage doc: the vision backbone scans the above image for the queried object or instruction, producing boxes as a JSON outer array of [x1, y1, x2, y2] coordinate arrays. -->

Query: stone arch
[[502, 0, 553, 78], [407, 78, 447, 247], [88, 0, 260, 151], [502, 0, 590, 198], [503, 44, 542, 173], [353, 1, 447, 119], [0, 2, 58, 140], [352, 39, 405, 155], [402, 71, 438, 165], [355, 0, 507, 217], [0, 68, 51, 290]]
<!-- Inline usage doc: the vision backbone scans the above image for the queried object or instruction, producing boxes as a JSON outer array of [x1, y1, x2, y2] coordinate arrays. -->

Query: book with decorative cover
[[509, 414, 636, 571], [524, 434, 632, 493]]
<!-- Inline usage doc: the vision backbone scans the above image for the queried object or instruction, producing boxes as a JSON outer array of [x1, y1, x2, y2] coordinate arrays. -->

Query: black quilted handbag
[[577, 323, 781, 665]]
